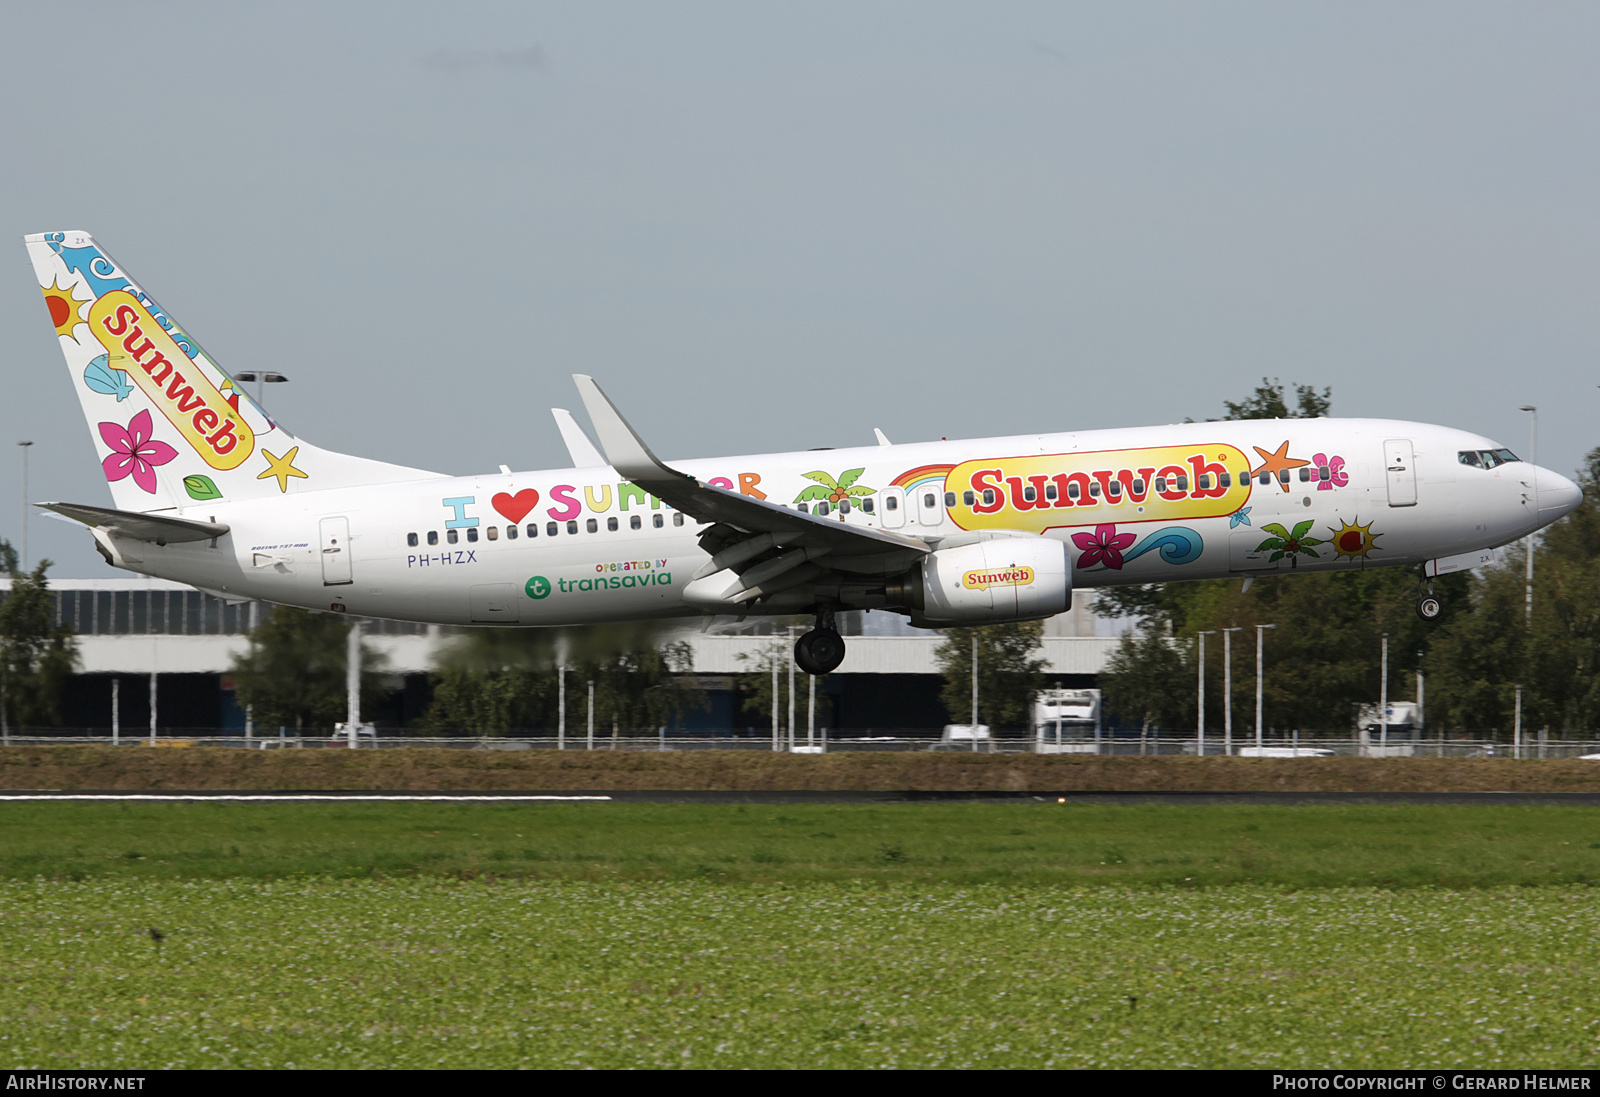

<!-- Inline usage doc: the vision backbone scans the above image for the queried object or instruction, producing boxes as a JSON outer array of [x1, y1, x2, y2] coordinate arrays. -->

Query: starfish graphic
[[256, 446, 308, 493], [1250, 441, 1310, 493], [1230, 506, 1252, 528]]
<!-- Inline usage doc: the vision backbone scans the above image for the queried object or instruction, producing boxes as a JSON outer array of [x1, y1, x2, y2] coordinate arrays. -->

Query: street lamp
[[233, 371, 289, 408], [17, 441, 32, 571], [1221, 628, 1243, 755], [1255, 624, 1276, 752], [1518, 406, 1537, 625], [1197, 630, 1217, 757]]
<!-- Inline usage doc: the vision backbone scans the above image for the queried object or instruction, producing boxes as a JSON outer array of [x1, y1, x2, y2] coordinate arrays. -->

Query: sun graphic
[[1328, 517, 1382, 561], [42, 280, 87, 337]]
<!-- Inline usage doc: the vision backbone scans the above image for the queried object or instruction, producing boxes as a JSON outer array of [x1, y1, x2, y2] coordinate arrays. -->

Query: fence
[[3, 728, 1599, 759]]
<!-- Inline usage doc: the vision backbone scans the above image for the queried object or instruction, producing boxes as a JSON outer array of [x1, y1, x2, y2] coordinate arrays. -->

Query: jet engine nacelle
[[889, 536, 1071, 625]]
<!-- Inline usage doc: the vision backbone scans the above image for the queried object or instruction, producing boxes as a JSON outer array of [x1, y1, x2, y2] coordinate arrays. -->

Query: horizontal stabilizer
[[37, 502, 228, 544]]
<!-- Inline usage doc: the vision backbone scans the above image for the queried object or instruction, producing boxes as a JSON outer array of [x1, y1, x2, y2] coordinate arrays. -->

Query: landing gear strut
[[1416, 578, 1442, 622], [795, 609, 846, 675]]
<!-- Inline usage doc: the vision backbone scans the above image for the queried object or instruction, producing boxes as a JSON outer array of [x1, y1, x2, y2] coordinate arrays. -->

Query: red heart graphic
[[492, 488, 540, 524]]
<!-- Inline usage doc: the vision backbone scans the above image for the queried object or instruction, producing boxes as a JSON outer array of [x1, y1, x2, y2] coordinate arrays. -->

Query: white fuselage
[[107, 417, 1579, 626]]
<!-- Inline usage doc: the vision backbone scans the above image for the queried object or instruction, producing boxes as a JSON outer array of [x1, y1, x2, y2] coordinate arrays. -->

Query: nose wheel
[[1416, 577, 1443, 622], [795, 625, 846, 675]]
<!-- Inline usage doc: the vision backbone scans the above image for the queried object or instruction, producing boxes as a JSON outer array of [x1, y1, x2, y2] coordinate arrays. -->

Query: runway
[[3, 790, 1600, 805]]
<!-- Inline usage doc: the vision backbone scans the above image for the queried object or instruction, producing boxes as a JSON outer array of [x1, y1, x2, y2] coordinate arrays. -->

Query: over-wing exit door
[[1384, 439, 1417, 507], [320, 517, 353, 585]]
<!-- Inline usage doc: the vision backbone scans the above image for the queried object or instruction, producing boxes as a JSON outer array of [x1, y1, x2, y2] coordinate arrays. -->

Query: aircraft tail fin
[[25, 231, 441, 512]]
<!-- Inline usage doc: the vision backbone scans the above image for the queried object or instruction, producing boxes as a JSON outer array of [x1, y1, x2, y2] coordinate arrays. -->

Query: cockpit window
[[1460, 449, 1520, 469]]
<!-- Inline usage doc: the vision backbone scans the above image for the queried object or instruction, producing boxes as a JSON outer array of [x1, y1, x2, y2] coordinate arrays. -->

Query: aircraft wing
[[38, 502, 229, 544], [573, 375, 929, 594]]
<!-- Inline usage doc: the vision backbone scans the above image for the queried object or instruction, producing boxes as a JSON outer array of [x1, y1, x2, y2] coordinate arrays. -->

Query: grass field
[[2, 802, 1598, 1069]]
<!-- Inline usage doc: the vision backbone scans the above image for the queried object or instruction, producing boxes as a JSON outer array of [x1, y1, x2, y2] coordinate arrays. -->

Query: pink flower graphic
[[1312, 453, 1348, 491], [99, 409, 178, 494], [1072, 523, 1137, 570]]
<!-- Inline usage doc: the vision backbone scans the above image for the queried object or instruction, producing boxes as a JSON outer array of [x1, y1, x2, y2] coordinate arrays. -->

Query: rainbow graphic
[[891, 464, 954, 494]]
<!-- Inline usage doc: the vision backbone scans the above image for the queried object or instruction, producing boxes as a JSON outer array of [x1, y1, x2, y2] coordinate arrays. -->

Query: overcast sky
[[3, 2, 1597, 575]]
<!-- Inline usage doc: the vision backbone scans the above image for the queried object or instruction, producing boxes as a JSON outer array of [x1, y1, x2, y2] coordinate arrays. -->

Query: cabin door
[[1384, 439, 1418, 507], [319, 517, 353, 586]]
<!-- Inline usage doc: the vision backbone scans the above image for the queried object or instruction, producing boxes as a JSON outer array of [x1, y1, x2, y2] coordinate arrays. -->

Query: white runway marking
[[0, 794, 613, 802]]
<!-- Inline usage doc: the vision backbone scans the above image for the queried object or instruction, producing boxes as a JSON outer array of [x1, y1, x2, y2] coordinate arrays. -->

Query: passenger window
[[1320, 467, 1330, 481], [963, 490, 975, 507], [547, 522, 559, 537], [607, 517, 618, 532], [407, 533, 418, 547], [427, 531, 439, 546], [1132, 478, 1145, 493], [885, 496, 898, 511], [586, 518, 598, 533], [1277, 469, 1290, 485], [817, 501, 830, 516], [1258, 471, 1270, 485], [466, 527, 479, 542], [839, 499, 851, 514], [447, 529, 459, 544], [567, 520, 578, 535], [1045, 484, 1057, 501], [1022, 486, 1036, 502], [797, 503, 809, 514], [862, 498, 874, 514], [944, 492, 956, 508], [1088, 483, 1100, 497], [923, 493, 936, 510], [982, 489, 995, 506], [673, 512, 684, 526], [1067, 482, 1081, 500], [1197, 475, 1211, 491], [1220, 473, 1231, 488], [486, 526, 498, 541], [653, 514, 664, 528], [1177, 476, 1188, 491], [1154, 477, 1165, 493], [1298, 468, 1311, 482], [1107, 480, 1121, 497], [507, 525, 518, 540], [630, 515, 642, 530]]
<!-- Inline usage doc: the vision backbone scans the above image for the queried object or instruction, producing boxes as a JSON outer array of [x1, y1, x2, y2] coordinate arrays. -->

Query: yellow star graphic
[[256, 446, 308, 493]]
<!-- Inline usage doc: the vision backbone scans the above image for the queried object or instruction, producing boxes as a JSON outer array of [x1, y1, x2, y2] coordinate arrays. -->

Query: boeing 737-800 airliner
[[25, 231, 1582, 674]]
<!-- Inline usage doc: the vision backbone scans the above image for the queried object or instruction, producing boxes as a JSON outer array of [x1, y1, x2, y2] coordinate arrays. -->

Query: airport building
[[6, 576, 1123, 735]]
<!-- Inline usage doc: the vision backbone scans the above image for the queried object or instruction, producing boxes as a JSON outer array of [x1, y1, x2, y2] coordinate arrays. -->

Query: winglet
[[874, 428, 892, 447], [550, 408, 606, 468], [572, 374, 687, 485]]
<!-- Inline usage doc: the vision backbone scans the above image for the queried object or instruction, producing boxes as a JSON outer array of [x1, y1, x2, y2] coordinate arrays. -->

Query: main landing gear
[[795, 609, 846, 675], [1416, 576, 1443, 622]]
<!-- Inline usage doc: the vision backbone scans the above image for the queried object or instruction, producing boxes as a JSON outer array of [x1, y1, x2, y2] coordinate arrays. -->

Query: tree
[[0, 540, 78, 729], [934, 622, 1047, 729], [734, 636, 835, 730], [1102, 627, 1190, 732], [229, 607, 386, 735], [1218, 377, 1331, 421]]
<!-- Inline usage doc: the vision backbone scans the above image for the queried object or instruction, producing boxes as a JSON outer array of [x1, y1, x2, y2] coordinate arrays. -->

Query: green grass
[[5, 804, 1599, 1068], [1, 801, 1598, 886], [2, 879, 1598, 1069]]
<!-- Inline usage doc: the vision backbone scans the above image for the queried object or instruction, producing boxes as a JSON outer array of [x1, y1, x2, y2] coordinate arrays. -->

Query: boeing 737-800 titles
[[25, 231, 1582, 674]]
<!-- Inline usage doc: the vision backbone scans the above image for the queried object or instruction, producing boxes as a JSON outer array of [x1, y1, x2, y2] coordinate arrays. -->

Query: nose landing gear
[[1416, 577, 1443, 622], [794, 609, 846, 675]]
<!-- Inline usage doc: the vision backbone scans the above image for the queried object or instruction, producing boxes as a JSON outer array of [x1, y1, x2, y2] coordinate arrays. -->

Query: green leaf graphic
[[183, 475, 222, 501]]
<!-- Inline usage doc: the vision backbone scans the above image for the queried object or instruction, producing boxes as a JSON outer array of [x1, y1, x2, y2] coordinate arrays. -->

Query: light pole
[[1519, 406, 1537, 625], [1197, 630, 1217, 757], [17, 441, 32, 571], [1222, 628, 1242, 755], [971, 630, 980, 753], [233, 371, 289, 409], [1379, 633, 1389, 753], [1255, 624, 1276, 751]]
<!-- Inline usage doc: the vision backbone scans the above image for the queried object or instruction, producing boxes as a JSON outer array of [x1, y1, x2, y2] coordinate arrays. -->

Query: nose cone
[[1537, 468, 1582, 519]]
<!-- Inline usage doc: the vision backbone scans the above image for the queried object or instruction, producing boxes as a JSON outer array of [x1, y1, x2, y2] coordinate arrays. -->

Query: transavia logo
[[527, 572, 675, 597], [962, 566, 1035, 591]]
